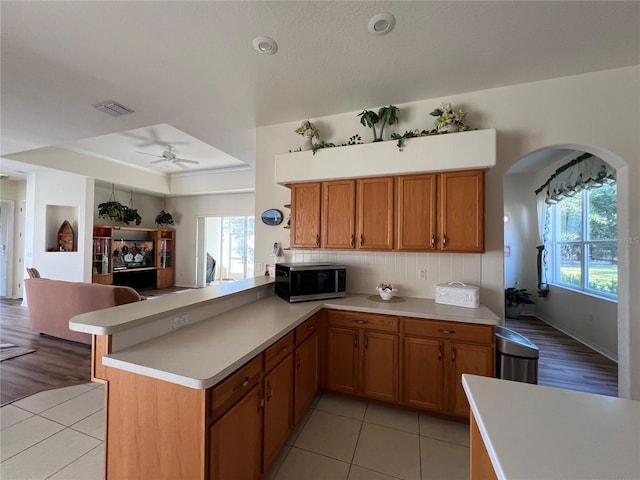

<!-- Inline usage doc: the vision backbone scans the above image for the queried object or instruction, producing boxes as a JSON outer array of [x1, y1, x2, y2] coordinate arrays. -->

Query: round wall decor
[[261, 209, 283, 225]]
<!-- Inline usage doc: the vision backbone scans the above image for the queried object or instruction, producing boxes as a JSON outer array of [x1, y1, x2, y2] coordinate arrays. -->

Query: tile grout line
[[44, 443, 103, 480], [346, 401, 368, 476], [13, 384, 98, 416]]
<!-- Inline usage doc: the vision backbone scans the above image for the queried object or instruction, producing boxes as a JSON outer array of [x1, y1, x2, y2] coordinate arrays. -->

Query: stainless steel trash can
[[496, 326, 539, 384]]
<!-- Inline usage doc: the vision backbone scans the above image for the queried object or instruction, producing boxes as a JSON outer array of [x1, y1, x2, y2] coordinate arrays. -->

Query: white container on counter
[[435, 281, 480, 308]]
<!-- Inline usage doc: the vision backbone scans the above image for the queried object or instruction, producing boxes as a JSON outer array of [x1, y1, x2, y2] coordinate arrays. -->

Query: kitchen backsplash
[[285, 250, 482, 299]]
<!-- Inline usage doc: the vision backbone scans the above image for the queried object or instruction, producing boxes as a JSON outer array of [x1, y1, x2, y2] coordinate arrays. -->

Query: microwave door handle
[[335, 270, 339, 292]]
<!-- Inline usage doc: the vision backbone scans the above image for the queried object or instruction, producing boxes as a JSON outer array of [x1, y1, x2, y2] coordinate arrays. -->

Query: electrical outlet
[[172, 315, 189, 329], [257, 289, 266, 299], [417, 268, 426, 280]]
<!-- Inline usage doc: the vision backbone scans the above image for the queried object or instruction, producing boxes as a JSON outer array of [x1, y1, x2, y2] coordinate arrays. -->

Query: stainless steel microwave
[[275, 263, 347, 303]]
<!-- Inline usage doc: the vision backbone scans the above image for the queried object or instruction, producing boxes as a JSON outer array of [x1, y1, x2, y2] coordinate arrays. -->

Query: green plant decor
[[294, 120, 320, 140], [358, 105, 400, 142], [97, 200, 127, 223], [505, 287, 535, 306], [430, 102, 472, 133], [155, 210, 175, 226], [311, 134, 362, 155]]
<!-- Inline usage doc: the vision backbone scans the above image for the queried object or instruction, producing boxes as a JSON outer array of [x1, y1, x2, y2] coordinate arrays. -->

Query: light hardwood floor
[[505, 315, 618, 397]]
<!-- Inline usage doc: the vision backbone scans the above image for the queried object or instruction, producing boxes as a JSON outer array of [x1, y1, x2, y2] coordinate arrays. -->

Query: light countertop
[[462, 374, 640, 480], [85, 283, 499, 390]]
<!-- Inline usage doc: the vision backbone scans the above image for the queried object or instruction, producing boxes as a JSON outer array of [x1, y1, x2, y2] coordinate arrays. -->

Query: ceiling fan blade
[[136, 151, 163, 158], [150, 159, 168, 164], [175, 158, 200, 165], [174, 161, 189, 169]]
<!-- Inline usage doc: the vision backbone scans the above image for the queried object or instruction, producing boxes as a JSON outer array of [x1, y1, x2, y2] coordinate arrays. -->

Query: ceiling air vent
[[92, 100, 135, 117]]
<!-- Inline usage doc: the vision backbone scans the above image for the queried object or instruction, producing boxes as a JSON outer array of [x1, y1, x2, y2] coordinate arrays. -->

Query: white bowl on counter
[[376, 284, 397, 301]]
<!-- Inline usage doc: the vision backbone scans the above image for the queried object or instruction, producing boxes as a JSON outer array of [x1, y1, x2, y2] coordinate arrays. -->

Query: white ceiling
[[1, 1, 638, 187]]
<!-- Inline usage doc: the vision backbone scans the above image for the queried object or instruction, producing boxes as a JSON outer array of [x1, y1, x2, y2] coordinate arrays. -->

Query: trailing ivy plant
[[311, 134, 362, 155]]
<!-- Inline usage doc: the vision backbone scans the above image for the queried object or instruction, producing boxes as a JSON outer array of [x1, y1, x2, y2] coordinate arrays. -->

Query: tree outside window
[[550, 183, 617, 298]]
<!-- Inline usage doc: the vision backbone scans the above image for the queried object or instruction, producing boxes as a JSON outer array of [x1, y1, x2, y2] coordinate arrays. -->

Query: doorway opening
[[196, 216, 254, 287], [503, 146, 621, 397]]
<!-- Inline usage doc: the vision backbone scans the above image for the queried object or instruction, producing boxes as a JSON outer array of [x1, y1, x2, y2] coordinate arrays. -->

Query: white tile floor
[[0, 385, 470, 480]]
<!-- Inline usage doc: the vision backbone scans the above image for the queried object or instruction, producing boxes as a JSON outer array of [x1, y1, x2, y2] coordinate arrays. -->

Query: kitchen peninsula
[[463, 374, 640, 480], [71, 278, 500, 479]]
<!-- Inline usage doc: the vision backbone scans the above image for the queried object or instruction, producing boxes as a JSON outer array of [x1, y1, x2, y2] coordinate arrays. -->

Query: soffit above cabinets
[[274, 129, 496, 185]]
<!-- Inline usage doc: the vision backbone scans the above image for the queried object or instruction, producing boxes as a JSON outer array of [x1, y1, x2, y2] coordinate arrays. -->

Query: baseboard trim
[[517, 314, 618, 363]]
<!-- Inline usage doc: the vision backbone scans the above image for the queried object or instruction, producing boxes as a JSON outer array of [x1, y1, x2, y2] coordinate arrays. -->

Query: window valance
[[535, 153, 616, 205]]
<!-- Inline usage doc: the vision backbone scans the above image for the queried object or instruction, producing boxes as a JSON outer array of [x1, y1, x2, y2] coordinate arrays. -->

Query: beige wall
[[168, 193, 255, 287], [254, 66, 640, 399]]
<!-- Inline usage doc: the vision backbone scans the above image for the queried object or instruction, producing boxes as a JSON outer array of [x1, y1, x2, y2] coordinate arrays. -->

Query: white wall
[[93, 184, 163, 230], [503, 173, 539, 295], [167, 193, 254, 287], [255, 66, 640, 399], [25, 171, 94, 282], [0, 179, 26, 298]]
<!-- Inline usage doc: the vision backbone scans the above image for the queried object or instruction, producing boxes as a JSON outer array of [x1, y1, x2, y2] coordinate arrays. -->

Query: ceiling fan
[[136, 145, 200, 169]]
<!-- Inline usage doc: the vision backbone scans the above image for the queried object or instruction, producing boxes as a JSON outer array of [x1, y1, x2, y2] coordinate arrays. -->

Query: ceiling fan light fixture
[[253, 36, 278, 55], [368, 13, 395, 35]]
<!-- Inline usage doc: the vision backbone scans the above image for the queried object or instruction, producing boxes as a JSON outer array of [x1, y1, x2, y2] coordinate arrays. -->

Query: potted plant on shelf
[[358, 105, 399, 142], [294, 120, 320, 151], [505, 286, 535, 319], [155, 210, 174, 226], [430, 102, 471, 133]]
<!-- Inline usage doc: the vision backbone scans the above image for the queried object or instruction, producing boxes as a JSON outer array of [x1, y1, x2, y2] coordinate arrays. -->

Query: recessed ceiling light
[[368, 13, 395, 35], [253, 36, 278, 55]]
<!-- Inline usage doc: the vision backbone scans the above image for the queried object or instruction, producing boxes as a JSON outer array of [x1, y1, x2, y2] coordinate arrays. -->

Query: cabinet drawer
[[403, 318, 494, 345], [265, 332, 294, 373], [327, 310, 399, 333], [295, 314, 320, 345], [210, 355, 263, 417]]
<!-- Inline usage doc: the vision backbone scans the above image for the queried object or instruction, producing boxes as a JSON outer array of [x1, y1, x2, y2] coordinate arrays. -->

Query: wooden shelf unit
[[92, 225, 176, 289]]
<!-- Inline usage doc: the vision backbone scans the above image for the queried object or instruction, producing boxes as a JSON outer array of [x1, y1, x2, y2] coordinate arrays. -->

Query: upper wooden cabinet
[[356, 177, 394, 250], [396, 170, 484, 253], [321, 179, 356, 249], [290, 169, 483, 253], [395, 174, 437, 251], [439, 170, 484, 253], [290, 182, 322, 248], [299, 176, 394, 250]]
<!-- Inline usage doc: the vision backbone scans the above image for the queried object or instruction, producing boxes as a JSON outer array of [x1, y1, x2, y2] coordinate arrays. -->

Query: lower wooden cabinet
[[209, 384, 263, 480], [402, 318, 495, 418], [402, 336, 445, 411], [263, 355, 294, 470], [447, 342, 494, 417], [325, 311, 400, 402], [294, 331, 319, 424]]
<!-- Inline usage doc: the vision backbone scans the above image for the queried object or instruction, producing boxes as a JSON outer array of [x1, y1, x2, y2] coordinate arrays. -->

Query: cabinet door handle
[[232, 376, 250, 392], [364, 337, 368, 350], [297, 352, 301, 369], [354, 320, 369, 325], [354, 336, 358, 348], [307, 323, 315, 332], [438, 344, 442, 361], [451, 346, 456, 362], [277, 345, 288, 355], [430, 234, 436, 249], [438, 329, 456, 334], [258, 389, 265, 411], [315, 234, 320, 247], [267, 381, 273, 400], [359, 234, 364, 247], [442, 234, 448, 248]]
